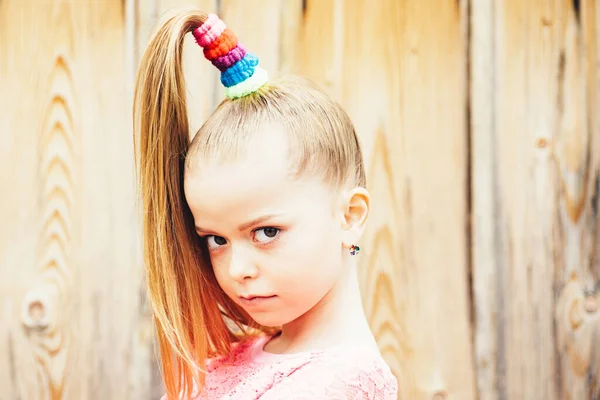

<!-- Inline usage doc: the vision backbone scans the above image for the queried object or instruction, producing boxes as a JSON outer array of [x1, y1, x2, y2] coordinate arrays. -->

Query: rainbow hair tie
[[192, 14, 268, 99]]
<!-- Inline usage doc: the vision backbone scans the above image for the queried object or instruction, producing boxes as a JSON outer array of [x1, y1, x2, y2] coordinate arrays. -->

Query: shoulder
[[260, 348, 398, 399], [312, 349, 397, 396], [216, 334, 272, 366], [160, 334, 269, 400]]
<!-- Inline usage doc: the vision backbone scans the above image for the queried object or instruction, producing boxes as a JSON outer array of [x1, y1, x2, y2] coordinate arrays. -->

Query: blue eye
[[205, 235, 227, 249], [253, 228, 280, 243]]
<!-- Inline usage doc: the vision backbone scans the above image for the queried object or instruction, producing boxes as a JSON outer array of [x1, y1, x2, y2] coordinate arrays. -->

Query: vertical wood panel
[[1, 2, 85, 397], [0, 0, 46, 396], [472, 0, 600, 399], [78, 0, 154, 398], [554, 0, 600, 398], [473, 0, 562, 397], [0, 0, 153, 398], [470, 0, 499, 398], [362, 1, 475, 398]]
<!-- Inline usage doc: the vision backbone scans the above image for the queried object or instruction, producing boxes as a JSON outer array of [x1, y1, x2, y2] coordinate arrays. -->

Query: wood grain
[[471, 0, 600, 398], [361, 1, 475, 398], [473, 0, 562, 397], [554, 0, 600, 398], [0, 2, 81, 398], [0, 0, 153, 398], [470, 0, 499, 398]]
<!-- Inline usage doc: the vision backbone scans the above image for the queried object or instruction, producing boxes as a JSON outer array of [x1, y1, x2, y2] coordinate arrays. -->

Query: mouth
[[239, 294, 277, 306]]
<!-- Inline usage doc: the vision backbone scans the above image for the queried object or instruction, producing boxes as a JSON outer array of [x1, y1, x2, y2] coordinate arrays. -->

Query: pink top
[[163, 335, 398, 399]]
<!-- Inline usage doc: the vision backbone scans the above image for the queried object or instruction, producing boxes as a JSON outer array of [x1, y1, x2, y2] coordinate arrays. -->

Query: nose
[[228, 244, 259, 282]]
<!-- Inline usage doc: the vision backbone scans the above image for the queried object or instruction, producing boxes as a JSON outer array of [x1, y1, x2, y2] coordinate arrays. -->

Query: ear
[[339, 187, 370, 249]]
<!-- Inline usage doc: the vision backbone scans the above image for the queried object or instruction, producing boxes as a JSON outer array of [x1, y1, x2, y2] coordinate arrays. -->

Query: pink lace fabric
[[162, 335, 398, 399]]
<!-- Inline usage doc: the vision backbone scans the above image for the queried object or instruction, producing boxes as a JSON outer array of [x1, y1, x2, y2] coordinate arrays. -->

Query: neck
[[269, 261, 379, 354]]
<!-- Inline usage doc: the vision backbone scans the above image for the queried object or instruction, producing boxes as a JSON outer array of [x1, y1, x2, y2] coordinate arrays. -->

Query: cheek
[[277, 222, 342, 283], [209, 255, 234, 291]]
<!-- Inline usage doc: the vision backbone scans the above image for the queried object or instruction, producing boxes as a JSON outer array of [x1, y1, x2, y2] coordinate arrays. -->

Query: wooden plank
[[472, 0, 600, 398], [554, 0, 600, 398], [297, 1, 476, 398], [0, 0, 152, 398], [470, 0, 502, 398], [77, 1, 154, 398], [0, 2, 85, 397], [472, 0, 562, 397]]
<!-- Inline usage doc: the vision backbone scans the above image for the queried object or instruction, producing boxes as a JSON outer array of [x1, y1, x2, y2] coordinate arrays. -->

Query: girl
[[134, 8, 398, 400]]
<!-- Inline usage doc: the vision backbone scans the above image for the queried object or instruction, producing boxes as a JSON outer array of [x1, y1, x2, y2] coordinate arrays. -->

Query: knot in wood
[[536, 137, 548, 148], [22, 292, 51, 330], [584, 295, 598, 313], [432, 390, 448, 400]]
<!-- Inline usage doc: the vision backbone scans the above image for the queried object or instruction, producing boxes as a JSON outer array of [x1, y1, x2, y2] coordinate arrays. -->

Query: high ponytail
[[133, 10, 255, 399]]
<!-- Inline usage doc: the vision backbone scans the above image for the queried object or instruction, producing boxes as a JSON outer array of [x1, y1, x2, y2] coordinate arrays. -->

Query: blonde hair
[[133, 8, 366, 399]]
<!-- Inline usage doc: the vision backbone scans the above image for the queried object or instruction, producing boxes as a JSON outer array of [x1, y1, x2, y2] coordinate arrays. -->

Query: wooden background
[[1, 0, 599, 399]]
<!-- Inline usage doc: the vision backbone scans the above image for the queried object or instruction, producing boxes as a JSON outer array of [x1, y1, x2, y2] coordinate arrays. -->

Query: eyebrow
[[195, 214, 283, 234]]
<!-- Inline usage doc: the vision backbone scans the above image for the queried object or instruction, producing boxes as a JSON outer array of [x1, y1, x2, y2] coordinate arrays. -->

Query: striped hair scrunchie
[[192, 14, 268, 99]]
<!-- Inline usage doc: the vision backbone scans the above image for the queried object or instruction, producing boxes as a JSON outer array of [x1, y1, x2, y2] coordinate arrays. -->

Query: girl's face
[[184, 125, 346, 328]]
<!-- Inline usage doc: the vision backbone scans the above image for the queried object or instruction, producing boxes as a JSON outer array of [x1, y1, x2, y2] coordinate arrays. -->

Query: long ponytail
[[133, 10, 240, 399]]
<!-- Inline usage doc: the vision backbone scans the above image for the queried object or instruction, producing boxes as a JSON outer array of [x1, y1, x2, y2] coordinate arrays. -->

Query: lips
[[240, 294, 276, 301], [238, 294, 277, 307]]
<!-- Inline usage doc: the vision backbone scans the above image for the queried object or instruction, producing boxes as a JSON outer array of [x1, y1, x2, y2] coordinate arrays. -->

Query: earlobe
[[340, 187, 370, 247]]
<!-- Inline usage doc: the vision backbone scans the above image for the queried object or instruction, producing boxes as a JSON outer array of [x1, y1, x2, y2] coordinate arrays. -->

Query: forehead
[[184, 123, 334, 223]]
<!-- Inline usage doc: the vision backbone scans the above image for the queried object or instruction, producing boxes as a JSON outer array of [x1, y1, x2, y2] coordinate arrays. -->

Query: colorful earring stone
[[350, 245, 360, 255]]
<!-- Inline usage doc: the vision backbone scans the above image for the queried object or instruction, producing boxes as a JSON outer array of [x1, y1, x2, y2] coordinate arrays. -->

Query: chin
[[249, 314, 288, 328], [248, 311, 297, 329]]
